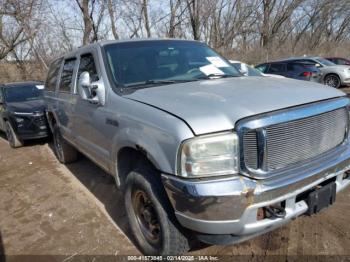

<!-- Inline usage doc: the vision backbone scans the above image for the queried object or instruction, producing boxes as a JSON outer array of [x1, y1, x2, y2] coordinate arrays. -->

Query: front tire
[[124, 168, 190, 255], [324, 74, 341, 88], [5, 121, 23, 148], [52, 124, 78, 163]]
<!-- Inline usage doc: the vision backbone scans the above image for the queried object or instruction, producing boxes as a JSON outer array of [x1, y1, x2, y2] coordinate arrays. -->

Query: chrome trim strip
[[236, 97, 350, 179], [256, 128, 267, 170], [237, 97, 349, 130]]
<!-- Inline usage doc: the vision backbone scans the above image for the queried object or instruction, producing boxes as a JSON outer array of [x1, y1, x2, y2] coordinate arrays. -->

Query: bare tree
[[0, 0, 41, 60], [107, 0, 119, 39], [142, 0, 151, 37], [75, 0, 106, 44], [1, 0, 350, 83], [186, 0, 201, 40]]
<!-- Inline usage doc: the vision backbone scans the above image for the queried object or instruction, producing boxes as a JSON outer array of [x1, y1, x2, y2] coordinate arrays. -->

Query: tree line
[[0, 0, 349, 81]]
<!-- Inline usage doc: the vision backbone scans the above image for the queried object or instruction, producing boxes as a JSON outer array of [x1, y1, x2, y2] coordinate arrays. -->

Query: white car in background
[[229, 60, 285, 78]]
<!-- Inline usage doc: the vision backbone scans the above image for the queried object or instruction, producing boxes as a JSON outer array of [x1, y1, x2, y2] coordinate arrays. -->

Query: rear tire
[[324, 74, 341, 88], [52, 124, 78, 163], [5, 121, 23, 148], [124, 167, 190, 255]]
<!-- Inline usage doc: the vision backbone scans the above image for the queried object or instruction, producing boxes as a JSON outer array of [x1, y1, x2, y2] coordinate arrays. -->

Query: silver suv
[[44, 39, 350, 255]]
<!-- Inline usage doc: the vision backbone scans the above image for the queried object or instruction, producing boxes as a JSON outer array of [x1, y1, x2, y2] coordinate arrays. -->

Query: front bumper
[[162, 143, 350, 241], [342, 78, 350, 85], [10, 114, 49, 140], [17, 130, 49, 140]]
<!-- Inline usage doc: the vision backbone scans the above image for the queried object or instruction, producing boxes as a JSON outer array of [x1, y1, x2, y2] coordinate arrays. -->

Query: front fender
[[113, 128, 174, 173], [109, 99, 194, 178]]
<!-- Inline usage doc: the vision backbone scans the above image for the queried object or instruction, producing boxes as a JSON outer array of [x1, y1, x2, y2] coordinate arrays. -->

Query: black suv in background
[[255, 61, 323, 83], [0, 81, 48, 148]]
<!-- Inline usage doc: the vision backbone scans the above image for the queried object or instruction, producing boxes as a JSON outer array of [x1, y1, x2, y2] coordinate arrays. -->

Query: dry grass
[[0, 62, 45, 84]]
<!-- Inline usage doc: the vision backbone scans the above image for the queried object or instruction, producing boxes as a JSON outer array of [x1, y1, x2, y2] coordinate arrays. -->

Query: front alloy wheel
[[324, 74, 341, 88]]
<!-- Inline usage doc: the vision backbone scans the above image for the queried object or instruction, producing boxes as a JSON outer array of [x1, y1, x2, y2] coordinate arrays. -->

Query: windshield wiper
[[125, 79, 199, 89], [196, 74, 236, 80]]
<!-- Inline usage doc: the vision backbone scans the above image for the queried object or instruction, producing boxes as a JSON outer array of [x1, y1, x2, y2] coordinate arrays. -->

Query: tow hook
[[264, 205, 286, 218]]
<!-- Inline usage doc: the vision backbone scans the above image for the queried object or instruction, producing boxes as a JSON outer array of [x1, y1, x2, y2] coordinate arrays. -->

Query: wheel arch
[[111, 125, 180, 188], [324, 72, 341, 81], [115, 145, 162, 188]]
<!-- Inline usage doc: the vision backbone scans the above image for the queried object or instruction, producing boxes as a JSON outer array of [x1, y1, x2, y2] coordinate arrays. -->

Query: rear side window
[[77, 54, 99, 85], [287, 63, 304, 72], [267, 63, 286, 73], [45, 58, 63, 92], [59, 59, 77, 93], [337, 59, 348, 65]]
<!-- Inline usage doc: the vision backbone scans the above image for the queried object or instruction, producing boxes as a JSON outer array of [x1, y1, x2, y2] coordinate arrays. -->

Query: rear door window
[[267, 63, 286, 74], [287, 63, 304, 72], [59, 58, 77, 93], [45, 58, 63, 92], [337, 59, 347, 65]]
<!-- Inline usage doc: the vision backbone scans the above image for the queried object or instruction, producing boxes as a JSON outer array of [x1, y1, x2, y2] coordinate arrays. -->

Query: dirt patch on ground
[[0, 135, 350, 259]]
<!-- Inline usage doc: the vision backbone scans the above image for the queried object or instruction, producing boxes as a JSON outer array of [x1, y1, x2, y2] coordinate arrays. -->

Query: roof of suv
[[97, 38, 198, 47], [57, 38, 201, 61]]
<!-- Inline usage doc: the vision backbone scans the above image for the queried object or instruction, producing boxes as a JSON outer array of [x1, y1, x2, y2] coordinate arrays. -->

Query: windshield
[[316, 58, 336, 66], [4, 84, 43, 103], [104, 40, 241, 89]]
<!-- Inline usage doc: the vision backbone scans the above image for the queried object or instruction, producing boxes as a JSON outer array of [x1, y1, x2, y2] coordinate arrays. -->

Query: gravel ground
[[0, 123, 350, 260]]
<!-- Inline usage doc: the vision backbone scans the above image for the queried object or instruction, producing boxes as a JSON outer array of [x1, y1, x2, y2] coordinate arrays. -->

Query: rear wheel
[[324, 74, 341, 88], [52, 124, 78, 163], [5, 121, 23, 148], [124, 167, 190, 255]]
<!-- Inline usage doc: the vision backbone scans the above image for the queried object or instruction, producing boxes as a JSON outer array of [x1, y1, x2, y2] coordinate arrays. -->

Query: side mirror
[[77, 71, 105, 105], [315, 63, 322, 68]]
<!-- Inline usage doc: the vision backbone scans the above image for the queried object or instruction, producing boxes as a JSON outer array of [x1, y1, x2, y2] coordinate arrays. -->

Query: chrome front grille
[[243, 131, 258, 169], [241, 103, 349, 176], [265, 108, 347, 170]]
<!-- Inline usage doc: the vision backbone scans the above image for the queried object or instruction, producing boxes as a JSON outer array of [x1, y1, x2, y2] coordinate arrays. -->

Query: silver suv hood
[[125, 77, 346, 135]]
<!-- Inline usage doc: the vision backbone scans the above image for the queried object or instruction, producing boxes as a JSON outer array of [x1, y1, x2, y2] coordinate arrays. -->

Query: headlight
[[177, 132, 239, 178]]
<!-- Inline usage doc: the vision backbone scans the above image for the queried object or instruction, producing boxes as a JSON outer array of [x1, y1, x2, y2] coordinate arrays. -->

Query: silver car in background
[[282, 56, 350, 88]]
